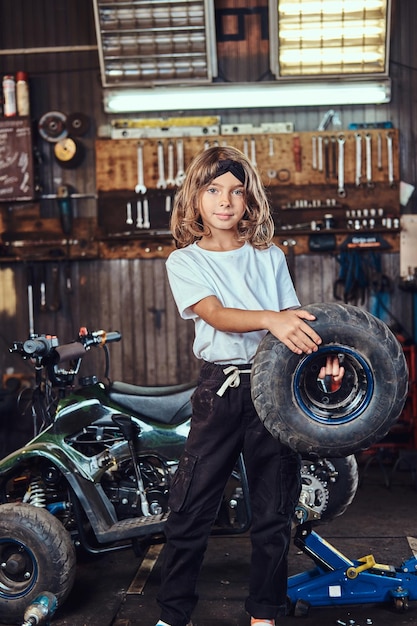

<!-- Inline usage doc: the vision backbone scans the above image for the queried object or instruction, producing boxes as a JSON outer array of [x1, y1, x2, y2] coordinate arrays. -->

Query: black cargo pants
[[157, 361, 301, 626]]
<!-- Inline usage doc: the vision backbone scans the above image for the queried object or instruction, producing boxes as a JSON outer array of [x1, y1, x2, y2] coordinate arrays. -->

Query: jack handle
[[346, 554, 376, 579]]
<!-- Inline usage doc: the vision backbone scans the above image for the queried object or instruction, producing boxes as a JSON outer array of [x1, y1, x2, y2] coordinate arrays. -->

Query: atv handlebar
[[10, 328, 122, 389], [11, 329, 122, 364]]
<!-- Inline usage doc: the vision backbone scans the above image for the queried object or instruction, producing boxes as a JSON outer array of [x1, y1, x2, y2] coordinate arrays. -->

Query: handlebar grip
[[23, 338, 53, 357], [105, 331, 122, 343], [55, 342, 86, 363]]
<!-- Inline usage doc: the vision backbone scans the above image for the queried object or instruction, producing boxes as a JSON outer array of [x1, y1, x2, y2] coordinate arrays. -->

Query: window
[[270, 0, 390, 78]]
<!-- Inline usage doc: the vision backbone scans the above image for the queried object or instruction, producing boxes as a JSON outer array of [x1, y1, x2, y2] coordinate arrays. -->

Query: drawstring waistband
[[216, 365, 252, 397]]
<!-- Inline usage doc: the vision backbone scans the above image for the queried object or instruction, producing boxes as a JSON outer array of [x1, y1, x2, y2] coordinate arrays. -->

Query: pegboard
[[95, 129, 400, 239], [95, 129, 399, 191]]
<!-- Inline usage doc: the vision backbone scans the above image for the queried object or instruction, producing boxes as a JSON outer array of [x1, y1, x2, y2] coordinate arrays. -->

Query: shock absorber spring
[[23, 479, 46, 507]]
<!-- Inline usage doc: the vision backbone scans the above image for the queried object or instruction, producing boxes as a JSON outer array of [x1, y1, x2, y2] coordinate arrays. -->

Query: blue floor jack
[[287, 523, 417, 616]]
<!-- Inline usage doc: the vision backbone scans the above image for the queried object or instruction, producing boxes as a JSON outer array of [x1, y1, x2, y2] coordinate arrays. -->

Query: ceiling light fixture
[[104, 79, 391, 113]]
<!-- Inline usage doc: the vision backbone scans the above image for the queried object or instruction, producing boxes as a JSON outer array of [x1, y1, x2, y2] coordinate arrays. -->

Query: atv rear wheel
[[251, 303, 408, 457], [0, 503, 76, 623], [296, 455, 358, 525]]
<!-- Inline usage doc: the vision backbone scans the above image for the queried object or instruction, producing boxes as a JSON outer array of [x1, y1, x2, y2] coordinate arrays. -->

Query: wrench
[[317, 136, 323, 172], [135, 143, 147, 194], [355, 133, 362, 187], [377, 133, 382, 170], [175, 139, 185, 186], [365, 133, 374, 188], [157, 141, 167, 189], [337, 134, 346, 198], [250, 138, 257, 166], [323, 137, 330, 179], [136, 200, 143, 228], [330, 136, 337, 178], [311, 135, 317, 170], [386, 132, 395, 187], [243, 138, 249, 158], [166, 141, 176, 187], [126, 201, 133, 225], [143, 198, 150, 229]]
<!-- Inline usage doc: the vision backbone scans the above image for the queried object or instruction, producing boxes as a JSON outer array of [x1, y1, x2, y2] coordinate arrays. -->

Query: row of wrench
[[125, 194, 173, 228], [133, 136, 273, 192], [311, 131, 395, 197], [134, 140, 185, 194]]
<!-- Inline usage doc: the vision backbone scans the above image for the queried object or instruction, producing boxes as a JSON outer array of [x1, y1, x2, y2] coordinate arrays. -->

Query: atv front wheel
[[251, 303, 408, 457], [0, 503, 76, 623]]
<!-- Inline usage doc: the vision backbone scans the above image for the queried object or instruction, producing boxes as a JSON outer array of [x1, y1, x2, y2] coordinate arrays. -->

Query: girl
[[155, 146, 343, 626]]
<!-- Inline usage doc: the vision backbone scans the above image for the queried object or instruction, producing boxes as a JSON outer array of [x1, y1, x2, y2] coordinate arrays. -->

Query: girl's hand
[[319, 355, 345, 383], [267, 309, 322, 355]]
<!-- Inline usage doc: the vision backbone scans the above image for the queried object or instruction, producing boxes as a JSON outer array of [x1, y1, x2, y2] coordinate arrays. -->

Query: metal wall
[[0, 0, 415, 384]]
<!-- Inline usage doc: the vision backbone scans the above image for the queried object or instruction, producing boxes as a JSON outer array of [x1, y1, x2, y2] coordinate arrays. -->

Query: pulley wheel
[[66, 112, 90, 137], [38, 111, 68, 143], [54, 137, 85, 169]]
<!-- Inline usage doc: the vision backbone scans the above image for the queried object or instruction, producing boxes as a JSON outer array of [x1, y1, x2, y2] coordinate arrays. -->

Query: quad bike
[[0, 321, 359, 624]]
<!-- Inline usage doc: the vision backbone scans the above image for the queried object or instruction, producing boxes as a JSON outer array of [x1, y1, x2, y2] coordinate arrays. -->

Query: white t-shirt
[[166, 241, 300, 365]]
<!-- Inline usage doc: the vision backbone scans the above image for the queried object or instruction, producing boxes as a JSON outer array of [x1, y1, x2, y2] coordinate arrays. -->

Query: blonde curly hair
[[170, 145, 274, 249]]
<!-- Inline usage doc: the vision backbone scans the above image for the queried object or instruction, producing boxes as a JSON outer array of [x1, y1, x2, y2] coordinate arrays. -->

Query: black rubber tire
[[0, 503, 76, 624], [251, 302, 408, 457], [297, 454, 358, 525]]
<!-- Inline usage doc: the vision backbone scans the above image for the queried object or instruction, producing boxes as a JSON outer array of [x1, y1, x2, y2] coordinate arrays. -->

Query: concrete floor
[[5, 461, 417, 626]]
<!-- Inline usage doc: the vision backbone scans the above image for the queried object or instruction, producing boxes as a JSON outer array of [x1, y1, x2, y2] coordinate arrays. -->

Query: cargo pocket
[[276, 450, 301, 516], [168, 451, 198, 513]]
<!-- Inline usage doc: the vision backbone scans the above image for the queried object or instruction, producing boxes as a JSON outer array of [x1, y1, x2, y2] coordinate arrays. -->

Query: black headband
[[214, 159, 246, 184]]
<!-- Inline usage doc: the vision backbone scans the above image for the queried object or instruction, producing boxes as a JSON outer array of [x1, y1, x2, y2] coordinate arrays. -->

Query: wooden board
[[95, 129, 400, 192]]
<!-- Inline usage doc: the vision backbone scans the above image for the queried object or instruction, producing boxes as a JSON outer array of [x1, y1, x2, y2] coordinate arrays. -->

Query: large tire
[[0, 503, 76, 624], [296, 455, 358, 525], [251, 302, 408, 457]]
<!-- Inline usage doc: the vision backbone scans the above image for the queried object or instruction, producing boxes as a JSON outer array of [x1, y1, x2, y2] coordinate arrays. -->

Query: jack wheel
[[394, 596, 409, 611], [294, 598, 310, 617]]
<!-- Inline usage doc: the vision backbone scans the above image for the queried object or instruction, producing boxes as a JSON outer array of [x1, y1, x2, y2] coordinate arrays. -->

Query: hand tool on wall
[[175, 139, 185, 185], [317, 135, 323, 172], [323, 137, 330, 178], [337, 135, 346, 198], [377, 132, 383, 170], [365, 133, 374, 188], [157, 141, 167, 189], [57, 185, 73, 235], [330, 136, 337, 178], [135, 142, 147, 194], [386, 132, 395, 187], [166, 141, 175, 186], [250, 138, 257, 166], [143, 198, 150, 229], [311, 135, 317, 170], [136, 200, 143, 228], [355, 133, 362, 187], [126, 201, 133, 226], [243, 138, 249, 158]]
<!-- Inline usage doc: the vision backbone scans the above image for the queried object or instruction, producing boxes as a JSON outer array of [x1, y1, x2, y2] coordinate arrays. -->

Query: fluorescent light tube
[[104, 80, 391, 113]]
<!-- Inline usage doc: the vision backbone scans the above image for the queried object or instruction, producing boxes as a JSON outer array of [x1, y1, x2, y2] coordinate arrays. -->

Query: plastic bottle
[[2, 75, 16, 117], [16, 71, 30, 116]]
